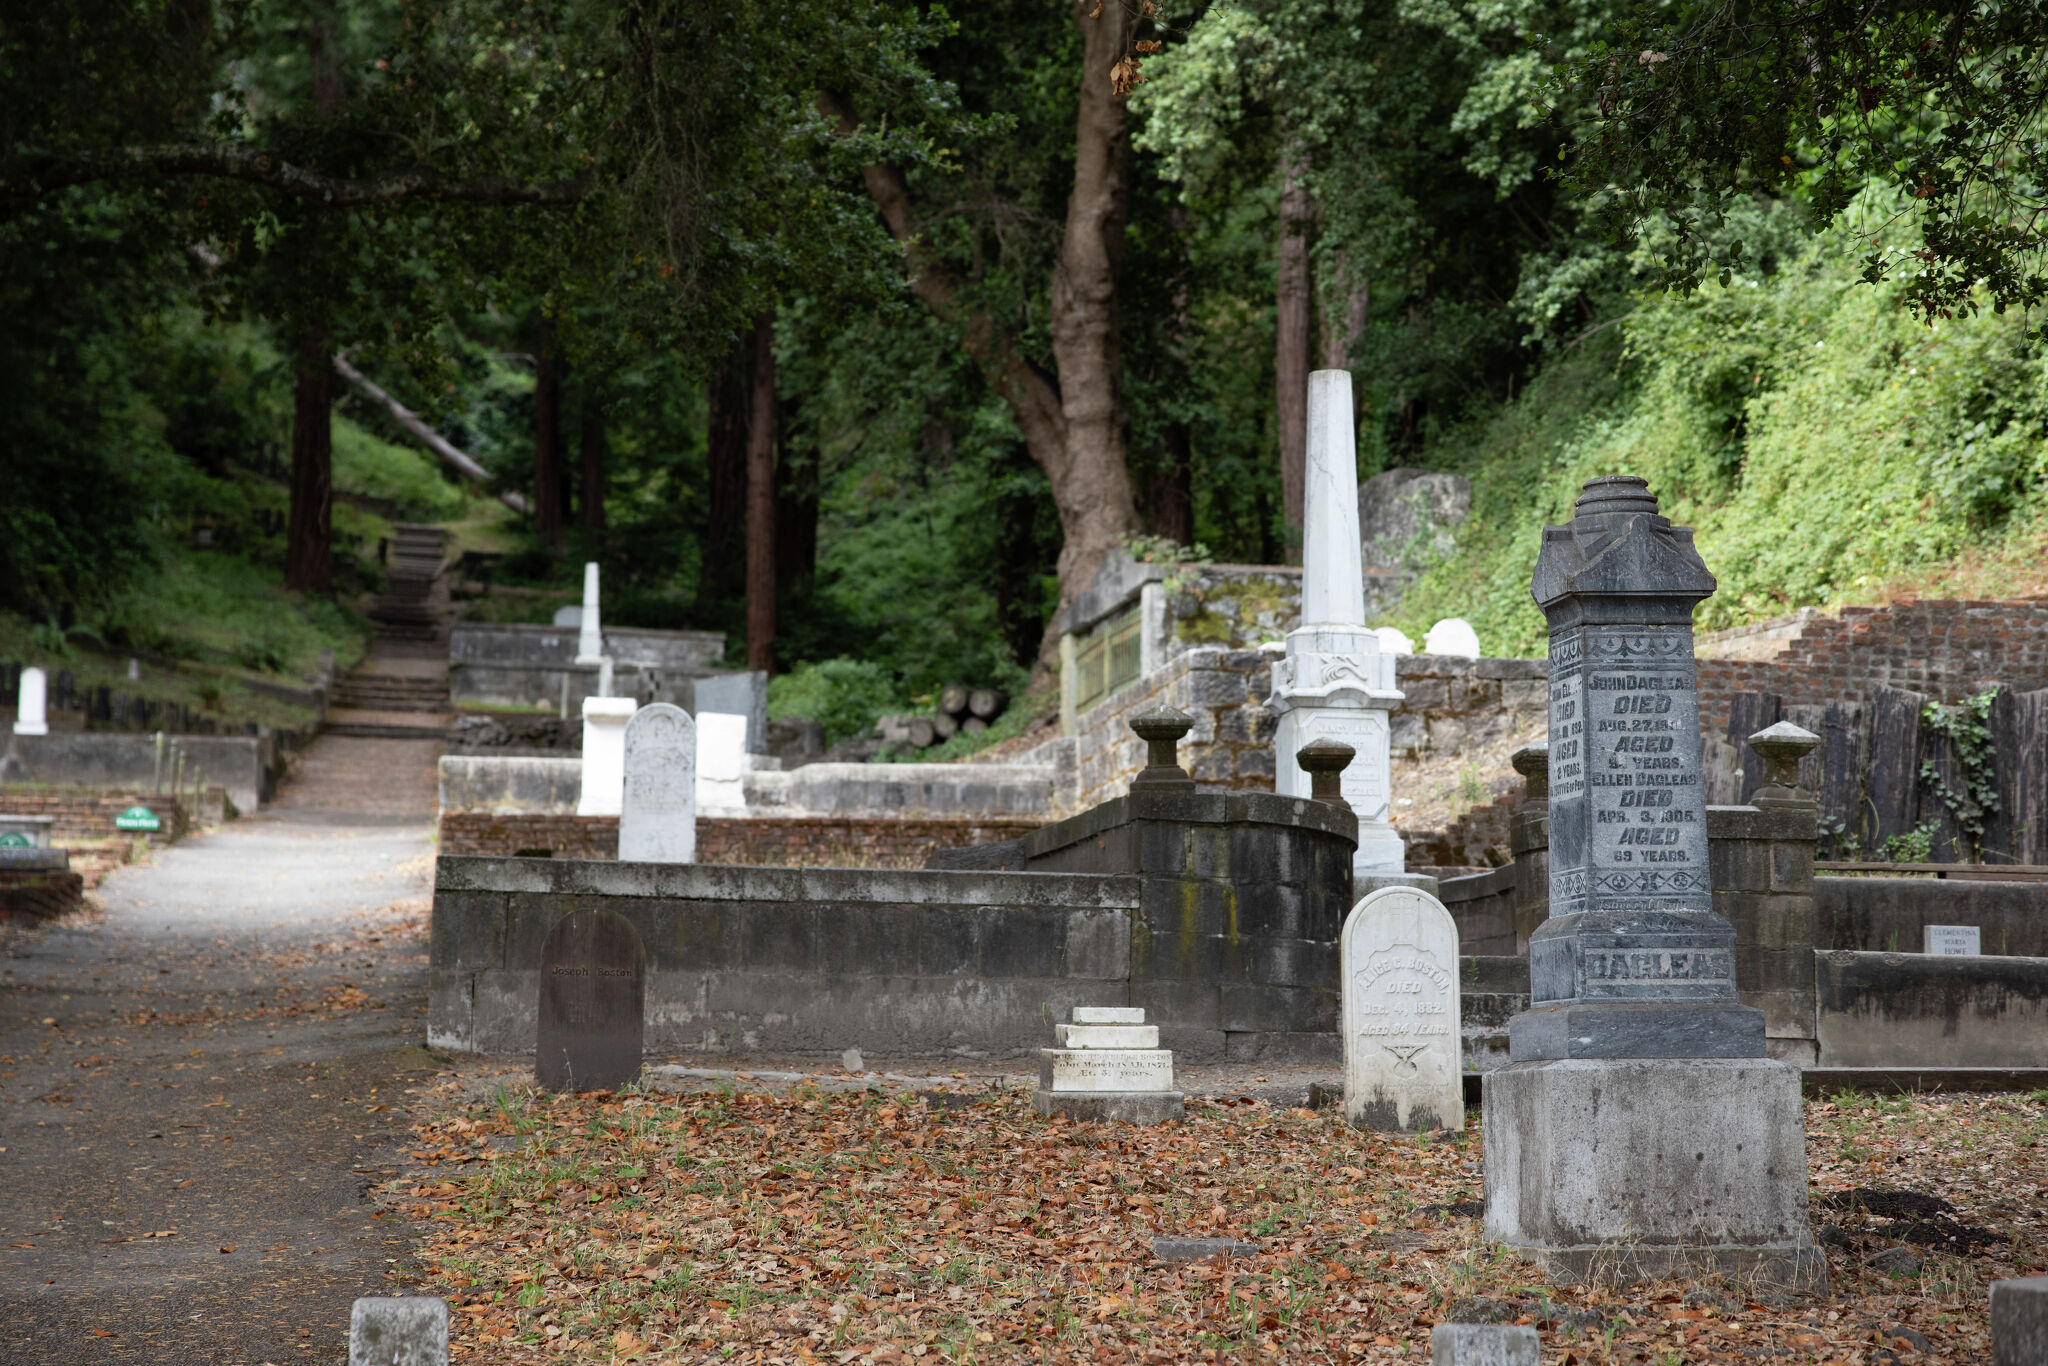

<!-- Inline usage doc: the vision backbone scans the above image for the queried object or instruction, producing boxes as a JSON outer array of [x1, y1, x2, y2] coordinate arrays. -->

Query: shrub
[[767, 658, 904, 746]]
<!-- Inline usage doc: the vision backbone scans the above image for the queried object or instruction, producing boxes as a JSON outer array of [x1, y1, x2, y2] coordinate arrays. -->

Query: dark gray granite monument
[[1483, 475, 1824, 1290], [536, 908, 646, 1092]]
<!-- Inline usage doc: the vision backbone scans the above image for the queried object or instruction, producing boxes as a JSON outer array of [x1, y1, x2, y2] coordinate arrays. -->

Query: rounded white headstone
[[1341, 885, 1464, 1132], [1373, 627, 1414, 656], [619, 703, 697, 862], [1422, 618, 1481, 658], [552, 605, 583, 627], [13, 666, 48, 736]]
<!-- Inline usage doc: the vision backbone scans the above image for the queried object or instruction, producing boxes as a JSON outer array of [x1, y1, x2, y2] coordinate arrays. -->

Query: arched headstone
[[1423, 618, 1481, 658], [1373, 626, 1415, 656], [619, 703, 696, 861], [1341, 885, 1463, 1132], [536, 908, 645, 1092]]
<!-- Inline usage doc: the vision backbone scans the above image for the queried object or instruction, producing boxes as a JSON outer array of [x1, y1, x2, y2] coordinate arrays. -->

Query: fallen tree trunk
[[332, 355, 530, 514]]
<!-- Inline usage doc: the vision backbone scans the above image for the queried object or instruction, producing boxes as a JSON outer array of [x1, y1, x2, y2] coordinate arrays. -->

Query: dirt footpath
[[0, 736, 444, 1365]]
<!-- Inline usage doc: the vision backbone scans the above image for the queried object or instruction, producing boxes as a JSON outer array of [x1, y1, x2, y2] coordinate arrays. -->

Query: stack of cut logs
[[879, 685, 1010, 750]]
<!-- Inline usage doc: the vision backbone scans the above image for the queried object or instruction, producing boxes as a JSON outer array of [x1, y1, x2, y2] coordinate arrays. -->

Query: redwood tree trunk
[[532, 318, 565, 548], [579, 389, 607, 531], [285, 326, 334, 592], [695, 337, 749, 618], [1275, 142, 1314, 542], [1320, 265, 1369, 369], [745, 312, 777, 675], [1150, 422, 1194, 546], [1043, 0, 1142, 661]]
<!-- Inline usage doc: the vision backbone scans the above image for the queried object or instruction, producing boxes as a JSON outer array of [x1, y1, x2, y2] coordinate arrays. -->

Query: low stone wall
[[1060, 648, 1280, 813], [439, 756, 581, 816], [437, 813, 1043, 869], [5, 733, 273, 814], [0, 788, 190, 845], [1817, 950, 2048, 1067], [1816, 875, 2048, 957], [1440, 866, 1516, 955], [1387, 655, 1547, 758], [430, 859, 1141, 1058]]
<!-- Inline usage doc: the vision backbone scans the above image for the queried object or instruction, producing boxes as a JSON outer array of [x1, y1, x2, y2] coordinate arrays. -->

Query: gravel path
[[1, 735, 443, 1365]]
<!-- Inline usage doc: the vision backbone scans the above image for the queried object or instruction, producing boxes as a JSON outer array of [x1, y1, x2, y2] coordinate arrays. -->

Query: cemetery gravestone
[[1035, 1005, 1182, 1123], [536, 908, 645, 1092], [1992, 1275, 2048, 1366], [1342, 886, 1464, 1132], [1925, 925, 1982, 956], [618, 703, 696, 863], [1432, 1324, 1540, 1366], [1423, 618, 1482, 658], [576, 697, 637, 817], [13, 666, 47, 736], [695, 711, 749, 812], [349, 1295, 449, 1366], [1484, 475, 1822, 1290]]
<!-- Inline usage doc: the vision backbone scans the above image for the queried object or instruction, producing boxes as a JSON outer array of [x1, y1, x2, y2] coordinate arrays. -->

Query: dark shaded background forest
[[6, 0, 2047, 730]]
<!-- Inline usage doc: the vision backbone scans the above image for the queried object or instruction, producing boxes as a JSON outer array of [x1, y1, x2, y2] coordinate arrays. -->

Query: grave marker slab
[[1925, 924, 1982, 956], [695, 711, 749, 812], [536, 908, 645, 1092], [576, 697, 636, 817], [1342, 885, 1464, 1132], [13, 666, 47, 736], [1432, 1324, 1539, 1366], [349, 1295, 448, 1366], [1992, 1275, 2048, 1366], [1034, 1006, 1182, 1123], [618, 703, 695, 863]]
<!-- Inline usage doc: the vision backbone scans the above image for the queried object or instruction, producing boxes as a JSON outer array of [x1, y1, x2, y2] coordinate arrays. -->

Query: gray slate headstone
[[1514, 474, 1764, 1061], [1432, 1323, 1539, 1366], [1993, 1275, 2048, 1366], [536, 908, 645, 1092], [618, 702, 696, 862], [1152, 1237, 1259, 1262], [350, 1296, 448, 1366]]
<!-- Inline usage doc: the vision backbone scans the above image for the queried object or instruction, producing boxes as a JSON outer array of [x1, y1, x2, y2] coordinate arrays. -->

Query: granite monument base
[[1483, 1057, 1825, 1293], [1032, 1089, 1186, 1124], [1507, 1001, 1766, 1060]]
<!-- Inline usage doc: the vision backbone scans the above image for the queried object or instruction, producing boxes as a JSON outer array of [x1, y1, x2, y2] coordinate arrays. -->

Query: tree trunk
[[285, 326, 334, 592], [1275, 142, 1313, 542], [745, 311, 776, 675], [774, 395, 818, 590], [1150, 421, 1194, 545], [532, 317, 565, 548], [696, 337, 749, 618], [579, 388, 607, 531], [819, 0, 1144, 684]]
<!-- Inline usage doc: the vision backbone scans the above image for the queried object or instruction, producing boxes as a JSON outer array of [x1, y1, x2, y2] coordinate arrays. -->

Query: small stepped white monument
[[1342, 884, 1464, 1132], [1035, 1006, 1183, 1124], [1268, 370, 1406, 878]]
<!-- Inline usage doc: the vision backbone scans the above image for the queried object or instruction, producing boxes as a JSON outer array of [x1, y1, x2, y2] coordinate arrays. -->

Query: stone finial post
[[1296, 741, 1354, 810], [1747, 721, 1819, 808], [1128, 705, 1195, 790], [1510, 741, 1548, 811]]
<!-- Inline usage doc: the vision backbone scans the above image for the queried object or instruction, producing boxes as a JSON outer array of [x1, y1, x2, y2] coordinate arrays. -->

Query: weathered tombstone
[[552, 604, 582, 627], [1925, 924, 1982, 956], [618, 703, 696, 862], [349, 1295, 449, 1366], [13, 666, 47, 736], [1342, 886, 1464, 1132], [1423, 618, 1482, 658], [1374, 626, 1414, 656], [1432, 1323, 1539, 1366], [576, 697, 636, 816], [1034, 1005, 1182, 1123], [695, 711, 749, 812], [574, 561, 603, 664], [1485, 474, 1822, 1290], [1992, 1275, 2048, 1366], [536, 908, 645, 1092], [1268, 370, 1406, 876]]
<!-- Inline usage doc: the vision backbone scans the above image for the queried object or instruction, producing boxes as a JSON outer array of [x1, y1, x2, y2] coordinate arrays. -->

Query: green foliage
[[1389, 212, 2048, 654], [1556, 0, 2048, 320], [767, 659, 905, 747], [1920, 690, 2001, 857], [332, 417, 467, 521], [1879, 824, 1937, 865]]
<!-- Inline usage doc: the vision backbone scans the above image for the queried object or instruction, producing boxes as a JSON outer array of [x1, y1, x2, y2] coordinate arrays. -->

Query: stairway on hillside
[[324, 525, 455, 740]]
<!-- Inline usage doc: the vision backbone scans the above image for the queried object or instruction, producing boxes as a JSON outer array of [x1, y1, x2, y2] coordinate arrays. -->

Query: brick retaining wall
[[437, 813, 1043, 868]]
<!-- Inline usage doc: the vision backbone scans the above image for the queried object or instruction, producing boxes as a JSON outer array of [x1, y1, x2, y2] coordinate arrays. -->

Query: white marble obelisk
[[1268, 371, 1406, 875], [575, 562, 603, 665]]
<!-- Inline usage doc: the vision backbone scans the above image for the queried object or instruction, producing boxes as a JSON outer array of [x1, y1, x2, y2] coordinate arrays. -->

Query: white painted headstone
[[695, 711, 749, 812], [1925, 924, 1982, 956], [618, 703, 696, 862], [1374, 626, 1415, 656], [1342, 885, 1464, 1132], [575, 562, 603, 663], [576, 697, 637, 817], [1423, 618, 1481, 658], [13, 666, 48, 736]]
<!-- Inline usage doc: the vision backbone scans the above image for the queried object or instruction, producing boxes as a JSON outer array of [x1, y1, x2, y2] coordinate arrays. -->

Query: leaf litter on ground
[[381, 1078, 2045, 1362]]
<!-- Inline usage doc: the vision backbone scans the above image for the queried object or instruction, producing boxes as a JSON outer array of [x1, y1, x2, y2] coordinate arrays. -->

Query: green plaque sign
[[0, 832, 31, 848], [115, 805, 162, 832]]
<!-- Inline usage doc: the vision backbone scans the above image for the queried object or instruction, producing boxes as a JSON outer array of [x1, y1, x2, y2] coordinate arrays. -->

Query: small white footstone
[[1072, 1007, 1145, 1024], [351, 1296, 449, 1366], [1039, 1048, 1174, 1093], [1054, 1023, 1159, 1050]]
